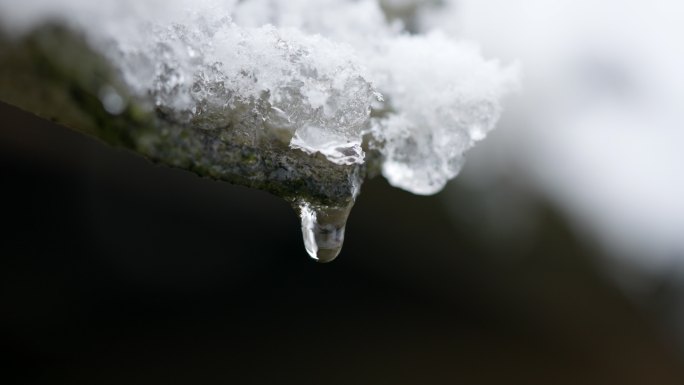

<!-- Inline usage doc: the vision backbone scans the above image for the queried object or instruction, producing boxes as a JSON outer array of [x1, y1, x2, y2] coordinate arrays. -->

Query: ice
[[127, 18, 377, 166], [0, 0, 517, 261], [368, 33, 518, 194], [0, 0, 516, 195], [424, 0, 684, 272], [0, 0, 377, 165], [230, 1, 518, 194]]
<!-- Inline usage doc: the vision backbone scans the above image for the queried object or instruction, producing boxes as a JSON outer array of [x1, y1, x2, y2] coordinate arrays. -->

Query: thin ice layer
[[114, 15, 377, 166], [232, 0, 519, 195], [0, 0, 518, 196]]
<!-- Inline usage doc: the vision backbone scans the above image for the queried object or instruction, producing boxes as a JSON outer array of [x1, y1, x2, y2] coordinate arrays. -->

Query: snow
[[0, 0, 515, 194], [368, 32, 518, 194], [416, 0, 684, 273]]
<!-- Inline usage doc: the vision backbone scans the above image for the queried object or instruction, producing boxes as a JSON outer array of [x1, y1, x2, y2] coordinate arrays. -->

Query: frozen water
[[0, 0, 516, 194], [0, 0, 517, 260], [368, 33, 518, 194], [231, 1, 518, 194], [0, 0, 378, 165], [416, 0, 684, 272]]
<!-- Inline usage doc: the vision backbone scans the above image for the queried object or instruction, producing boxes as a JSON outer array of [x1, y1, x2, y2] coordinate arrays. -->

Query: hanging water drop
[[298, 200, 354, 263]]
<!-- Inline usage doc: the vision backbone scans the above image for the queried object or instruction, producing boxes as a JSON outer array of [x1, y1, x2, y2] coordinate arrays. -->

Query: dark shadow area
[[2, 101, 683, 384]]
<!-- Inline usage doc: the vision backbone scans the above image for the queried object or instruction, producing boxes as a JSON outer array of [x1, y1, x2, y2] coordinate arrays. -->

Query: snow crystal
[[368, 33, 518, 194], [0, 0, 517, 195], [232, 1, 518, 194]]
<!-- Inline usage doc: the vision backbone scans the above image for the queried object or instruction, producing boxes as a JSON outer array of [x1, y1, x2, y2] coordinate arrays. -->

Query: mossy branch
[[0, 24, 364, 208]]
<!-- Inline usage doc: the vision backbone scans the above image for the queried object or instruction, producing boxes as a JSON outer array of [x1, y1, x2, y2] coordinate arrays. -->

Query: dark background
[[2, 101, 684, 384]]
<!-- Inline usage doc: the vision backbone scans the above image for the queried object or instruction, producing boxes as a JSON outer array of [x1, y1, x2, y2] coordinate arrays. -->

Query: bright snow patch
[[0, 0, 517, 195]]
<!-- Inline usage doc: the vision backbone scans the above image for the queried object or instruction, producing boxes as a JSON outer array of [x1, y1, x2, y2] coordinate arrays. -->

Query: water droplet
[[298, 200, 353, 263], [98, 86, 126, 115]]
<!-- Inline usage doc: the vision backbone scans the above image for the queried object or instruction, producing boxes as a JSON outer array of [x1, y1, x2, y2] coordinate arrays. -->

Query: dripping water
[[297, 200, 354, 263]]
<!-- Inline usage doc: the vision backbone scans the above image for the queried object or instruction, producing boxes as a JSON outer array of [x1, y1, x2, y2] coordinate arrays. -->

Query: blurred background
[[3, 0, 684, 384]]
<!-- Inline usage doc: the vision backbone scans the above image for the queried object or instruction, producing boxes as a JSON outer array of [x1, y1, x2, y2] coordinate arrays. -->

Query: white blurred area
[[416, 0, 684, 278]]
